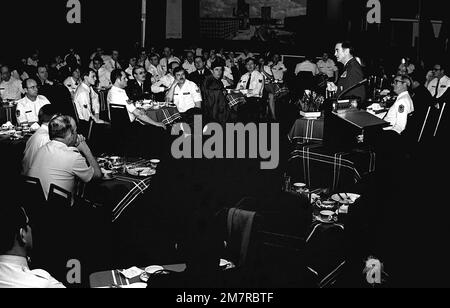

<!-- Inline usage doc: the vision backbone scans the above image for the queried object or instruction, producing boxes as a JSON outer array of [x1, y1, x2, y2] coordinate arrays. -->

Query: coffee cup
[[109, 156, 122, 165], [150, 159, 160, 169], [292, 183, 306, 193], [320, 210, 336, 222], [320, 200, 336, 209]]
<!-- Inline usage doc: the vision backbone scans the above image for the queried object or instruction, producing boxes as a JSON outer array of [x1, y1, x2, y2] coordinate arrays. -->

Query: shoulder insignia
[[399, 105, 405, 113]]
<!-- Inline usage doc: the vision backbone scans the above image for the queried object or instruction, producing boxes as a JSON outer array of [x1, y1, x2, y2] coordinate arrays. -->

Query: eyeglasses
[[27, 85, 38, 89], [433, 67, 442, 71], [392, 79, 405, 85]]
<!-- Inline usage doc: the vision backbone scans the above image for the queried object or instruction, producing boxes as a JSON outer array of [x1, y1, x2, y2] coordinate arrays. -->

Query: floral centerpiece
[[294, 90, 325, 118]]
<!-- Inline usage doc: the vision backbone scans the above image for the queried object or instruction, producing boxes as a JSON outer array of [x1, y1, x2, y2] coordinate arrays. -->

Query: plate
[[145, 265, 164, 274], [126, 167, 156, 177], [331, 193, 360, 204], [120, 282, 147, 288]]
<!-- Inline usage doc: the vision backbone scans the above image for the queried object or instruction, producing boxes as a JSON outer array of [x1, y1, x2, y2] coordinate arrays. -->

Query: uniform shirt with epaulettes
[[73, 83, 100, 121], [16, 95, 51, 124], [427, 75, 450, 99], [173, 80, 202, 113], [383, 91, 414, 135], [236, 70, 265, 98]]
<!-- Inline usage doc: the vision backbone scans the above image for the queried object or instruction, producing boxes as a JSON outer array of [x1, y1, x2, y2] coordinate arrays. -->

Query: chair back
[[109, 103, 130, 130], [226, 207, 257, 268], [20, 176, 46, 220], [48, 183, 72, 208]]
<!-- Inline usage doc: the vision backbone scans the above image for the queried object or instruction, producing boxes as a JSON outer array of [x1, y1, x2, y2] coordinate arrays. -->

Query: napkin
[[30, 122, 40, 131], [2, 121, 13, 129], [119, 266, 144, 279]]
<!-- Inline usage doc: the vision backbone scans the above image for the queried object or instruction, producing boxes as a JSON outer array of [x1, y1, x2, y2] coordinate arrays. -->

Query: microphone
[[337, 78, 368, 101]]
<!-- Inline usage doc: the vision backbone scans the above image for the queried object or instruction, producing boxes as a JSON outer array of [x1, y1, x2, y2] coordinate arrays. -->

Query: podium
[[323, 98, 389, 150]]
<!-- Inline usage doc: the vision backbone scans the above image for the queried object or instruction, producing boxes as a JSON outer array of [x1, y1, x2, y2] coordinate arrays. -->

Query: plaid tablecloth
[[287, 143, 376, 191], [84, 159, 155, 222], [144, 106, 181, 125], [288, 117, 324, 144], [226, 91, 247, 108]]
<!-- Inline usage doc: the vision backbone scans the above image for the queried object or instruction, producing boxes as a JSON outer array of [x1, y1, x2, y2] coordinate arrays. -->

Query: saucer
[[314, 215, 337, 224]]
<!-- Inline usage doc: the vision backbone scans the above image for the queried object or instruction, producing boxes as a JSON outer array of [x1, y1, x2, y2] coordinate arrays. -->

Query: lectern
[[323, 98, 389, 150]]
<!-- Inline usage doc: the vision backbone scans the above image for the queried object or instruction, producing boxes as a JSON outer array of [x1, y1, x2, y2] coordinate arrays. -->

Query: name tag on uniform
[[440, 85, 447, 88], [182, 92, 190, 95], [26, 110, 32, 113]]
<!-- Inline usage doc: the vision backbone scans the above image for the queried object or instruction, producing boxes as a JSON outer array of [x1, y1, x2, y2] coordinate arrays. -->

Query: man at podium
[[329, 40, 366, 102]]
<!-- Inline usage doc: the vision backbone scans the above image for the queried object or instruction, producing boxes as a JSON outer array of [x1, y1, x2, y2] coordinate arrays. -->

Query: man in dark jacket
[[188, 56, 211, 89], [125, 65, 153, 101], [333, 41, 366, 102]]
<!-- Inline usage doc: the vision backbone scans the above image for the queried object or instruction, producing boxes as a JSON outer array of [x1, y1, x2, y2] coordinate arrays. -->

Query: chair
[[109, 103, 139, 156], [305, 223, 346, 288], [21, 176, 46, 212]]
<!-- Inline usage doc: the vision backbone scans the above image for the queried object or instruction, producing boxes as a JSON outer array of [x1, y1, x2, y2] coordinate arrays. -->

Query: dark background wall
[[0, 0, 447, 65]]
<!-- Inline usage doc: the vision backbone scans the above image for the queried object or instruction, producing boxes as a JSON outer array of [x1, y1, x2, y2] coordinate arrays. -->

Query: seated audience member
[[202, 60, 233, 125], [182, 51, 197, 75], [427, 63, 450, 108], [108, 69, 165, 129], [108, 69, 166, 157], [22, 104, 58, 175], [295, 55, 319, 76], [146, 53, 164, 83], [92, 56, 111, 90], [63, 66, 81, 98], [73, 68, 107, 134], [398, 57, 415, 75], [126, 66, 153, 102], [48, 55, 67, 83], [104, 49, 122, 72], [64, 48, 82, 67], [268, 53, 287, 82], [151, 61, 179, 100], [383, 75, 414, 135], [125, 56, 137, 80], [35, 64, 55, 87], [16, 78, 51, 124], [235, 58, 265, 123], [27, 51, 39, 67], [317, 52, 338, 82], [166, 67, 202, 124], [188, 56, 212, 89], [27, 115, 102, 200], [206, 49, 218, 70], [0, 65, 24, 101], [0, 205, 65, 288], [159, 46, 181, 75], [35, 65, 62, 105]]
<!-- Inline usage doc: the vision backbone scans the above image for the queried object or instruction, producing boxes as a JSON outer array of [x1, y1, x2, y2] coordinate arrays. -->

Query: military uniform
[[173, 80, 202, 113], [0, 255, 65, 288], [16, 95, 51, 124], [236, 70, 265, 98], [383, 91, 414, 135]]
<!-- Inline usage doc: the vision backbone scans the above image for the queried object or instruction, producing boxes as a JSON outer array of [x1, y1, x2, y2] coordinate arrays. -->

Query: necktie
[[246, 72, 252, 89], [434, 79, 440, 98]]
